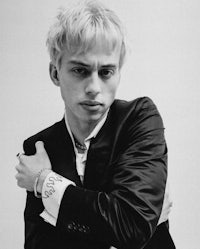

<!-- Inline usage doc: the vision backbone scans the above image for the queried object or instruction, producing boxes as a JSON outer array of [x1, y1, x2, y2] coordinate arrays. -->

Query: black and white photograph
[[0, 0, 199, 248]]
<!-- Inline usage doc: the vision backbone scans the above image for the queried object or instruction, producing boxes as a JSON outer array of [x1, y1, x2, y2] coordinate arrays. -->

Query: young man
[[15, 1, 175, 248]]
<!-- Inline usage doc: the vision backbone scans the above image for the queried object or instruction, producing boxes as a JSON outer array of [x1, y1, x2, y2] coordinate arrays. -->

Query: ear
[[49, 62, 60, 86]]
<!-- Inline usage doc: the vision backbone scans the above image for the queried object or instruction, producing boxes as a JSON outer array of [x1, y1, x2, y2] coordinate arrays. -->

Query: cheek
[[60, 81, 74, 96], [59, 84, 72, 104], [60, 82, 83, 106], [107, 79, 120, 96], [103, 83, 119, 104]]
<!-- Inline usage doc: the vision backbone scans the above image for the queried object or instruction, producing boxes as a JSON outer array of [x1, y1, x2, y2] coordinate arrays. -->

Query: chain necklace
[[74, 141, 87, 151], [73, 134, 87, 151]]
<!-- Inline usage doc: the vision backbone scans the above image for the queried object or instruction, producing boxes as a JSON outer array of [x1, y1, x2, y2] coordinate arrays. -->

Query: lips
[[80, 100, 102, 111], [81, 100, 102, 106]]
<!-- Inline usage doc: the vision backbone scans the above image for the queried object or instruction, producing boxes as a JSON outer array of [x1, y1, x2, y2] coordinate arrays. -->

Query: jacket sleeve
[[56, 97, 168, 249]]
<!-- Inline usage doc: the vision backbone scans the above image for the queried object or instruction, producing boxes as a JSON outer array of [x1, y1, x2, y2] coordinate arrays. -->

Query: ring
[[16, 152, 23, 159]]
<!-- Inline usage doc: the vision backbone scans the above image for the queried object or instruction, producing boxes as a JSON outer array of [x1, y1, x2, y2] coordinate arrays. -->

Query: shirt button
[[67, 223, 73, 230], [78, 227, 84, 232]]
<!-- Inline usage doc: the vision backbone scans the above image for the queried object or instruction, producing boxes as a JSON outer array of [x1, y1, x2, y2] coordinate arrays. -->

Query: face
[[50, 42, 121, 127]]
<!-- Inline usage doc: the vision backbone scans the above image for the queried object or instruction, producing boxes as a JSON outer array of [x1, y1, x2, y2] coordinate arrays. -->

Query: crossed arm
[[15, 101, 169, 249]]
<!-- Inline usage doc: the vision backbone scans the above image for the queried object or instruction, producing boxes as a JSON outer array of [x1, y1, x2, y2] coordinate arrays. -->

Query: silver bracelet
[[33, 168, 51, 198]]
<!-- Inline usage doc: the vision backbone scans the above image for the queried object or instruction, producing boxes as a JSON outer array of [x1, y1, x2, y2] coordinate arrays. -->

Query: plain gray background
[[0, 0, 200, 248]]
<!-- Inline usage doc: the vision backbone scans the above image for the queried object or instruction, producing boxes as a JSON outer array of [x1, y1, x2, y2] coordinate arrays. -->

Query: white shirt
[[40, 113, 172, 226]]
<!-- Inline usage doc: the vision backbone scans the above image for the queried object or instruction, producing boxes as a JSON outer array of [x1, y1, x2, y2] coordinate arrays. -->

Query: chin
[[84, 113, 104, 123]]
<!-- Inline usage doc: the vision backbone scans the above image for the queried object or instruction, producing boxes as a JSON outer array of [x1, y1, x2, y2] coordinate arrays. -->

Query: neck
[[66, 115, 97, 145], [71, 122, 96, 144]]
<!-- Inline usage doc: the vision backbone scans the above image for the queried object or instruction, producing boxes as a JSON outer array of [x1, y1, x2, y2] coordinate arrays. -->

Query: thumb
[[35, 141, 46, 154]]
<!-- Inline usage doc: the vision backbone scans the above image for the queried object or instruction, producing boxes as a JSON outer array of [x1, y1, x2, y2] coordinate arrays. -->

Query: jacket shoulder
[[23, 119, 65, 155], [114, 96, 155, 110], [111, 96, 159, 121]]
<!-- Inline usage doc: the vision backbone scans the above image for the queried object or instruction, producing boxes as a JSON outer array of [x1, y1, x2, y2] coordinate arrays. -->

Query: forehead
[[61, 41, 122, 68]]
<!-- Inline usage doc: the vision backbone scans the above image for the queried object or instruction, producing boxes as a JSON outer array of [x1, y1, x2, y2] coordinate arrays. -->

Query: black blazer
[[23, 97, 175, 249]]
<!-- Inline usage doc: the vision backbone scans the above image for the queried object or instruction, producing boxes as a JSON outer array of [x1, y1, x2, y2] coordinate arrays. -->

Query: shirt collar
[[85, 110, 109, 141]]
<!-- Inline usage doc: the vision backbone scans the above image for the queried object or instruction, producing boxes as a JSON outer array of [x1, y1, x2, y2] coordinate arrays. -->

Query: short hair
[[46, 0, 126, 69]]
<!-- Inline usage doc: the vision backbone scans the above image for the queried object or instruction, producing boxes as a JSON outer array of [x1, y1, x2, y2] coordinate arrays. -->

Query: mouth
[[80, 100, 103, 111]]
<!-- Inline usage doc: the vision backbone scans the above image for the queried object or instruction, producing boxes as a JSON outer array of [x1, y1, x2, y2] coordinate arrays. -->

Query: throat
[[69, 119, 97, 145], [65, 108, 105, 145], [73, 136, 87, 153]]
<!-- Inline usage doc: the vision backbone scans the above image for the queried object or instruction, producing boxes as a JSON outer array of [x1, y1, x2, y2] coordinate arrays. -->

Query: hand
[[15, 141, 52, 192], [158, 184, 173, 225]]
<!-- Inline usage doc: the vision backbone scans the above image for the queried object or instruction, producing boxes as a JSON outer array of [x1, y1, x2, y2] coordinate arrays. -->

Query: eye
[[99, 69, 115, 79], [71, 67, 90, 77]]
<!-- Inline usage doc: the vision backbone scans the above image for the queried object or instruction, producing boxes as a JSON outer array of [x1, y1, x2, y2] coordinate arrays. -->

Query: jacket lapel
[[83, 110, 115, 190], [46, 118, 82, 187]]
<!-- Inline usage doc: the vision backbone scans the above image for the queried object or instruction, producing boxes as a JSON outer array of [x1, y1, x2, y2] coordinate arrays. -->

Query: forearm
[[56, 181, 164, 249], [36, 169, 52, 194], [41, 171, 75, 222], [22, 98, 168, 249]]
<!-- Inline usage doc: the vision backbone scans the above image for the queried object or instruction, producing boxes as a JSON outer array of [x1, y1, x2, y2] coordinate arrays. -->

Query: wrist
[[36, 170, 51, 193], [34, 169, 52, 198]]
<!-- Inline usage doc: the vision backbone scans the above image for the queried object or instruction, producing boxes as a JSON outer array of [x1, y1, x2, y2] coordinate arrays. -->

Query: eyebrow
[[69, 60, 89, 67], [68, 60, 117, 69]]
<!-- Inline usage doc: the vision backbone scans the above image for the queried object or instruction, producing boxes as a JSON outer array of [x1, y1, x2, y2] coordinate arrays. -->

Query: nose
[[85, 72, 101, 96]]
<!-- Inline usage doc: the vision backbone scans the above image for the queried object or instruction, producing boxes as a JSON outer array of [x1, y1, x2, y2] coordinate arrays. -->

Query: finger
[[15, 164, 23, 173], [15, 172, 20, 180], [16, 152, 24, 162], [15, 174, 24, 188], [16, 152, 23, 158], [35, 141, 45, 154]]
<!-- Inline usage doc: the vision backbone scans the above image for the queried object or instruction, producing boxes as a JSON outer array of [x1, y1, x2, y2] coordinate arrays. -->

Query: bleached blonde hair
[[46, 0, 126, 68]]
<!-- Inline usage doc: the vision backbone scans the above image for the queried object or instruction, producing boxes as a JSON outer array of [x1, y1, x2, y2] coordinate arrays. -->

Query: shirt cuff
[[40, 209, 57, 226], [158, 182, 173, 225], [40, 171, 75, 224]]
